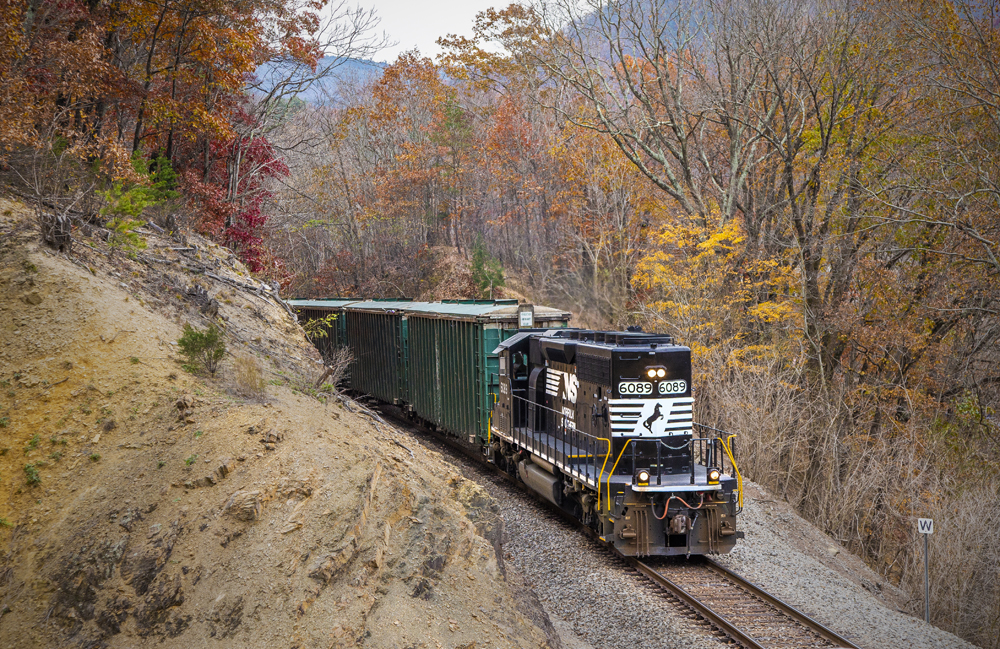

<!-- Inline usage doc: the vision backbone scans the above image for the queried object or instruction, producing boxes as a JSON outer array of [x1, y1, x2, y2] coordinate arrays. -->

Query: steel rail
[[629, 557, 768, 649], [702, 558, 861, 648], [633, 557, 862, 649]]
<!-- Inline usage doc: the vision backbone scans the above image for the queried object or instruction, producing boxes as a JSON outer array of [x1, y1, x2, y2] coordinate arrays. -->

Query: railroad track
[[375, 403, 862, 649], [631, 556, 861, 649]]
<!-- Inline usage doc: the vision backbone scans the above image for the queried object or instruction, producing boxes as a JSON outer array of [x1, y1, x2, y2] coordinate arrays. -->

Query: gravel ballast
[[399, 425, 980, 649], [473, 470, 727, 649]]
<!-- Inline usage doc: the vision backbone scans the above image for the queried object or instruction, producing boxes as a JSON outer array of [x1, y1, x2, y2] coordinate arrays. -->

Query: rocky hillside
[[0, 198, 554, 648]]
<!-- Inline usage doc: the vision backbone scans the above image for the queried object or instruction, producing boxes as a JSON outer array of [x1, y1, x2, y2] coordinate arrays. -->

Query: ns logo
[[549, 369, 579, 404]]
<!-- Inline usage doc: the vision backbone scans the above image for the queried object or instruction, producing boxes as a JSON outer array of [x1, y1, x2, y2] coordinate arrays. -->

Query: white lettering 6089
[[658, 380, 687, 395], [618, 381, 653, 395]]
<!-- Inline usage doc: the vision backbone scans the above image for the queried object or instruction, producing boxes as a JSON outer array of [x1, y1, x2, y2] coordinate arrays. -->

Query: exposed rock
[[200, 298, 219, 318], [95, 596, 131, 636], [51, 534, 129, 627], [185, 475, 217, 489], [206, 593, 244, 639], [216, 457, 235, 479], [261, 428, 283, 451], [17, 374, 40, 388], [224, 490, 263, 521], [135, 572, 185, 636], [120, 523, 178, 597]]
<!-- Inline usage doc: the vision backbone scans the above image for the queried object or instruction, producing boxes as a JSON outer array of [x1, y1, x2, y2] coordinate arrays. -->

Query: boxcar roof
[[289, 299, 572, 322], [344, 300, 429, 312], [287, 299, 359, 309], [403, 302, 571, 321]]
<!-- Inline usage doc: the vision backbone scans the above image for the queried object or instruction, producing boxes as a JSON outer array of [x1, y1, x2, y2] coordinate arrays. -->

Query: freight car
[[290, 298, 743, 556]]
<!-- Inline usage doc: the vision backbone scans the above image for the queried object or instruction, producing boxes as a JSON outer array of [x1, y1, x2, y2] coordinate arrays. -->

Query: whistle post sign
[[919, 518, 933, 623]]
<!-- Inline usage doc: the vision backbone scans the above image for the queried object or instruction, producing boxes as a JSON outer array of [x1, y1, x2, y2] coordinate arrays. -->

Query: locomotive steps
[[0, 198, 556, 648]]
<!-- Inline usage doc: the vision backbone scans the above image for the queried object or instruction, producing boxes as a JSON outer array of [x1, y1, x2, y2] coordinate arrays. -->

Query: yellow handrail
[[606, 439, 634, 512], [596, 437, 611, 511], [721, 434, 744, 509], [487, 392, 497, 445]]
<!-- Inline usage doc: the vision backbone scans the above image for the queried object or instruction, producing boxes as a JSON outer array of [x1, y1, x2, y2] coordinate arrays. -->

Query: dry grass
[[693, 348, 1000, 649], [232, 353, 267, 401]]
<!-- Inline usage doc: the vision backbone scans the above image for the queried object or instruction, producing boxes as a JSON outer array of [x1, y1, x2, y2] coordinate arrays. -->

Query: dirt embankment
[[0, 198, 554, 648]]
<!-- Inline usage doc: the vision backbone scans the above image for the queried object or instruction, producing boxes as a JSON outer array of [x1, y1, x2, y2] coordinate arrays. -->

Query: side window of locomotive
[[512, 352, 528, 380], [500, 354, 507, 376]]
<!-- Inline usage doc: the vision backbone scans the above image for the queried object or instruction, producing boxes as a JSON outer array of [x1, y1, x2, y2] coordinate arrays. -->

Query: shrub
[[24, 464, 40, 486], [105, 217, 148, 255], [23, 434, 39, 455], [301, 313, 337, 344], [177, 324, 225, 376], [314, 347, 353, 391], [470, 236, 504, 299]]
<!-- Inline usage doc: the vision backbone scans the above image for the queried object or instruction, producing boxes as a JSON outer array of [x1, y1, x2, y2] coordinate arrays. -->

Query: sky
[[363, 0, 506, 62]]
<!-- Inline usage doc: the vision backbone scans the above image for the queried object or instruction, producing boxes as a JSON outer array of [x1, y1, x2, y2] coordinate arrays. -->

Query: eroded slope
[[0, 200, 553, 648]]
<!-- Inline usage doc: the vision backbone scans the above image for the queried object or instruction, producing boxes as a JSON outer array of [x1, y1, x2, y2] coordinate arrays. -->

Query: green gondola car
[[289, 298, 571, 441]]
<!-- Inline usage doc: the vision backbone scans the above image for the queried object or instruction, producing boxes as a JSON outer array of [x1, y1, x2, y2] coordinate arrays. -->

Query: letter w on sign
[[918, 518, 934, 534]]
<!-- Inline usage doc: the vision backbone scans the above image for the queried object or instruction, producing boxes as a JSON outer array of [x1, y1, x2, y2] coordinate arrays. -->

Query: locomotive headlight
[[637, 470, 650, 484], [656, 368, 666, 378], [646, 369, 657, 379], [707, 468, 721, 483]]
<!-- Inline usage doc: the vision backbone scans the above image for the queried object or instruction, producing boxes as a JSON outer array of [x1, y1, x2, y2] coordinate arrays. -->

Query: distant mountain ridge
[[253, 57, 387, 104]]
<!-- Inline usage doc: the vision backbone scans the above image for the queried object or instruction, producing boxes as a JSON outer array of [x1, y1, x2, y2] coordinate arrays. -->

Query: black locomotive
[[490, 328, 743, 556]]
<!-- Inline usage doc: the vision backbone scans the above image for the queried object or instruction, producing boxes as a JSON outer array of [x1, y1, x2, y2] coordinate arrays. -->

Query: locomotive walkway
[[632, 557, 861, 649]]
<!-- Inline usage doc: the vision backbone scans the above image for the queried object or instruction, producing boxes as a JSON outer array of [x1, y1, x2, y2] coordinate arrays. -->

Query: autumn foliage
[[266, 2, 1000, 645], [0, 0, 366, 271], [3, 0, 999, 644]]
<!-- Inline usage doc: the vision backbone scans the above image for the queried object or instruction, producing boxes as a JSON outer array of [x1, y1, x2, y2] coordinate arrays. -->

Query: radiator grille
[[577, 352, 611, 387]]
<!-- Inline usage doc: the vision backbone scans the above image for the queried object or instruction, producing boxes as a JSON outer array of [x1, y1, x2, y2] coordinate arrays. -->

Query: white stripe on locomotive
[[608, 397, 693, 437]]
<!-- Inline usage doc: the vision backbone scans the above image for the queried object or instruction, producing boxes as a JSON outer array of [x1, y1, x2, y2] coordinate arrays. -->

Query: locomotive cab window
[[512, 352, 528, 380]]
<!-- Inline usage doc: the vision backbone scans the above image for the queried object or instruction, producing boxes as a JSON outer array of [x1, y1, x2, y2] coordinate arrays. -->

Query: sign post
[[918, 518, 934, 623]]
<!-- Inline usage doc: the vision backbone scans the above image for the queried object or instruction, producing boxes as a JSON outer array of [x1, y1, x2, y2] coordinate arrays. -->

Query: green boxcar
[[287, 299, 357, 362], [342, 301, 416, 404], [296, 299, 571, 442], [401, 301, 571, 443]]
